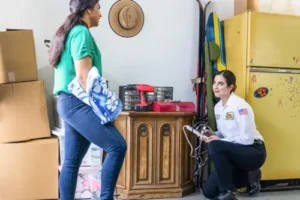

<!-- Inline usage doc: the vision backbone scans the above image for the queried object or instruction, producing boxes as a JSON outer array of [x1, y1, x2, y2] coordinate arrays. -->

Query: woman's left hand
[[206, 135, 220, 143]]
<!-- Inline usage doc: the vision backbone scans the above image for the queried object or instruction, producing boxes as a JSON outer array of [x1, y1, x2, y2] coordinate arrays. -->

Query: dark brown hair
[[216, 70, 237, 93], [49, 0, 99, 67]]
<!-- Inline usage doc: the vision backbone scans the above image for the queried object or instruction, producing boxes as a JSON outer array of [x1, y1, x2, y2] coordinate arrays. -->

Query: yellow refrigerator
[[224, 11, 300, 180]]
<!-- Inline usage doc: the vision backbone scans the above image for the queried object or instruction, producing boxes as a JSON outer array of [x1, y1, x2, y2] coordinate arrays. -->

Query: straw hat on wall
[[109, 0, 144, 38]]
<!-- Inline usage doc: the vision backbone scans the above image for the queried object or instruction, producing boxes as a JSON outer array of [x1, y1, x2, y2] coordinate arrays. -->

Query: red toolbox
[[152, 101, 195, 112]]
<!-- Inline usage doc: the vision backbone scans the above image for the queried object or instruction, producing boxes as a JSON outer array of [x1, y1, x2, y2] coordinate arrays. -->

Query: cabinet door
[[131, 118, 155, 189], [248, 12, 300, 69], [155, 118, 179, 188], [180, 117, 194, 186]]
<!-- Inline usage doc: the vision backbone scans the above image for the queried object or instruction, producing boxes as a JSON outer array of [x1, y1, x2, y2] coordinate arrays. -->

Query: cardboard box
[[234, 0, 297, 16], [0, 80, 50, 143], [0, 29, 38, 84], [234, 0, 259, 15], [0, 138, 59, 200]]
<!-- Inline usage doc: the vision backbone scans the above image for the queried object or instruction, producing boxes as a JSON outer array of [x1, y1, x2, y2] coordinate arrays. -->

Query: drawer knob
[[162, 124, 171, 136], [139, 125, 148, 137]]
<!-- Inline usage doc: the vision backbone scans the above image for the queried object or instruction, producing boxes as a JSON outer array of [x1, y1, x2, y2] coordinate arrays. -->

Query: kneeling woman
[[202, 70, 267, 200]]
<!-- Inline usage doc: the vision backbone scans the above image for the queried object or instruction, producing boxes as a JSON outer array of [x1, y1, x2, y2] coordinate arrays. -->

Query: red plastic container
[[152, 101, 195, 112]]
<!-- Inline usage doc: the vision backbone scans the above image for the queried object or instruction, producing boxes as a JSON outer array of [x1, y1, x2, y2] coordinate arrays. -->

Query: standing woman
[[202, 70, 267, 200], [49, 1, 127, 200]]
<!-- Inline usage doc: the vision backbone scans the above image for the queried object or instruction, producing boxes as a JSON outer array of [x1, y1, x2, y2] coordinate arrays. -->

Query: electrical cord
[[183, 122, 214, 191]]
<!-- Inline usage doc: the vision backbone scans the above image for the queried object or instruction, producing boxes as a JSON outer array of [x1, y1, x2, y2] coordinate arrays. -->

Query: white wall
[[0, 0, 234, 128]]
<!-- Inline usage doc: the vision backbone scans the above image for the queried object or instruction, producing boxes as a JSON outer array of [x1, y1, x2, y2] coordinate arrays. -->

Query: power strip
[[184, 125, 209, 141]]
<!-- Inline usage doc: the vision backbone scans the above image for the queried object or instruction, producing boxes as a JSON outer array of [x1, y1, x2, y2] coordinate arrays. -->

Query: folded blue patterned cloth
[[68, 67, 123, 124]]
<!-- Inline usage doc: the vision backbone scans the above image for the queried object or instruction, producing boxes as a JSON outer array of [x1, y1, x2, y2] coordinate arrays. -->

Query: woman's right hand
[[206, 135, 220, 143], [204, 129, 213, 136]]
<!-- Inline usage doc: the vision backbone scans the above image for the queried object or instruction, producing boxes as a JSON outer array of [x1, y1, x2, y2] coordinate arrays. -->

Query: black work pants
[[202, 140, 267, 199]]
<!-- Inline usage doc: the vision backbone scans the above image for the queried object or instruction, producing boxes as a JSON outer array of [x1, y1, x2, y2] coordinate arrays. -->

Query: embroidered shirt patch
[[239, 108, 248, 115], [225, 112, 234, 120]]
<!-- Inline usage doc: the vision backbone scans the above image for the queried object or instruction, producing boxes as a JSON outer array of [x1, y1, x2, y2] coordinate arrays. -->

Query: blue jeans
[[57, 92, 127, 200]]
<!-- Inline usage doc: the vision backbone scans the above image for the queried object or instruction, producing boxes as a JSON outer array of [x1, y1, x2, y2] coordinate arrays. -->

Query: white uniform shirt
[[214, 93, 264, 145]]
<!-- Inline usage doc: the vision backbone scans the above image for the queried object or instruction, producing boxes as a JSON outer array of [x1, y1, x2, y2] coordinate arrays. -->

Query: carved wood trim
[[131, 118, 155, 189], [156, 118, 179, 187]]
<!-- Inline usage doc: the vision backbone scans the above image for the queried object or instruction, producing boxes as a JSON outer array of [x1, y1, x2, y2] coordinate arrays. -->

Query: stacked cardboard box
[[0, 29, 58, 199], [234, 0, 297, 16]]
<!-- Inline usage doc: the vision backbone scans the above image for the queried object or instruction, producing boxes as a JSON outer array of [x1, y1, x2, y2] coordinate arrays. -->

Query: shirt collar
[[216, 92, 237, 107], [226, 92, 237, 106], [216, 92, 236, 107]]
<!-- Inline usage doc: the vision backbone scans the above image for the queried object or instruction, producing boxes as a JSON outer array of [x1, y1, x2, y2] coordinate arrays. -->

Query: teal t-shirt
[[53, 25, 102, 95]]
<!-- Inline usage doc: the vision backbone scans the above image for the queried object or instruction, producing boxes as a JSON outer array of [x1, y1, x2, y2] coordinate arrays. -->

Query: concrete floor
[[156, 190, 300, 200]]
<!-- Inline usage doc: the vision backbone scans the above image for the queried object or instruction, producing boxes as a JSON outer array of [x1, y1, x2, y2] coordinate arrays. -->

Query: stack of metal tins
[[155, 87, 173, 101], [119, 86, 173, 111], [118, 89, 140, 111]]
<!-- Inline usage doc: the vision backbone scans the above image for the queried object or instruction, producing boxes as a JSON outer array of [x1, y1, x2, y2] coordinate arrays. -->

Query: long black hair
[[49, 0, 99, 67], [215, 70, 237, 93]]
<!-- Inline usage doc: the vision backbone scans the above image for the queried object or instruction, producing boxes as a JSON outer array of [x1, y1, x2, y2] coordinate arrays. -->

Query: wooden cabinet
[[113, 112, 196, 199]]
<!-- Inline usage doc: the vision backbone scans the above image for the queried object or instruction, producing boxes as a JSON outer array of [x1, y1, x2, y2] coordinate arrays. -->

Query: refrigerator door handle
[[250, 67, 300, 74]]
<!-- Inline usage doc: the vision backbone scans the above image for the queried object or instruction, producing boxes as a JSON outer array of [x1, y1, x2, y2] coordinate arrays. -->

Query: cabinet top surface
[[119, 111, 196, 117]]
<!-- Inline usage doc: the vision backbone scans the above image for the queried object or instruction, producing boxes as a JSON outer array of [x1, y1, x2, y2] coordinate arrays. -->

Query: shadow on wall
[[38, 65, 55, 129]]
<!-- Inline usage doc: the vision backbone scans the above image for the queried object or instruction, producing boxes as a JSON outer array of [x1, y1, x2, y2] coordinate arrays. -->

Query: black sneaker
[[216, 190, 238, 200], [247, 169, 262, 196]]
